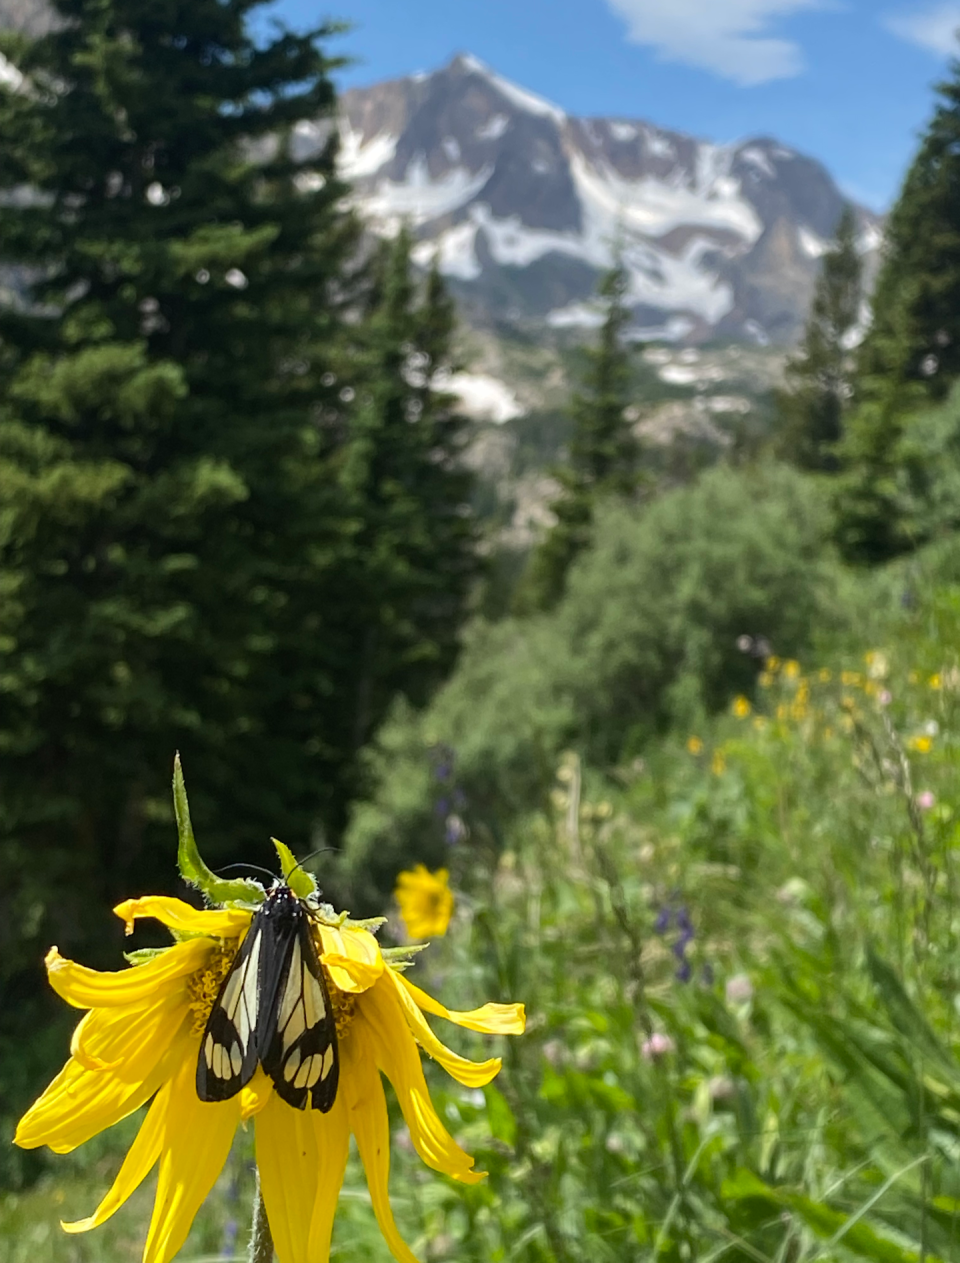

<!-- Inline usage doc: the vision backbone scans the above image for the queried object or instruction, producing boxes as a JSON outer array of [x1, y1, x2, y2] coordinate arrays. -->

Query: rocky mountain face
[[336, 55, 881, 345]]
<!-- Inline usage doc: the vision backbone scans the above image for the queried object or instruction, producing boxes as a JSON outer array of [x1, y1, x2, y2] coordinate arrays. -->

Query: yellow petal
[[307, 1093, 351, 1263], [69, 985, 189, 1074], [256, 1091, 317, 1263], [240, 1067, 272, 1121], [114, 895, 252, 940], [61, 1079, 167, 1232], [45, 937, 213, 1010], [360, 981, 483, 1184], [317, 923, 383, 994], [385, 970, 502, 1088], [319, 952, 381, 993], [15, 1020, 192, 1155], [143, 1051, 241, 1263], [343, 1024, 422, 1263], [398, 974, 526, 1035]]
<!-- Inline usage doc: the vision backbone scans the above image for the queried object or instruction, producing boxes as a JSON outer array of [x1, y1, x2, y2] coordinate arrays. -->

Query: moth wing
[[260, 918, 339, 1112], [196, 918, 264, 1102]]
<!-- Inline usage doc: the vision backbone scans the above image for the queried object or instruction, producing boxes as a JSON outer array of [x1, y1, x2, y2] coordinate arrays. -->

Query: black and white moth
[[196, 882, 339, 1112]]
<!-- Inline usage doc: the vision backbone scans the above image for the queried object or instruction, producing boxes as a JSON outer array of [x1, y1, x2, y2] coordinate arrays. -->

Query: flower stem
[[249, 1172, 274, 1263]]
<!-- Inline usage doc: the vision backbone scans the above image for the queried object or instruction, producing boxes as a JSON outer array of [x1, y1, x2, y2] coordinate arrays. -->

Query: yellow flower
[[395, 865, 454, 939], [841, 671, 863, 688], [783, 660, 801, 680], [929, 673, 943, 691], [758, 672, 773, 688], [15, 895, 523, 1263], [732, 695, 751, 718], [908, 735, 933, 754], [686, 735, 703, 755], [752, 716, 768, 732], [765, 656, 781, 672]]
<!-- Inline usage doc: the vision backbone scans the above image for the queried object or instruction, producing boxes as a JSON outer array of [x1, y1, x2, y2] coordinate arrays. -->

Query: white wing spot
[[230, 1044, 242, 1077], [321, 1045, 335, 1080], [284, 1047, 302, 1082], [294, 1057, 314, 1089], [205, 1032, 215, 1068]]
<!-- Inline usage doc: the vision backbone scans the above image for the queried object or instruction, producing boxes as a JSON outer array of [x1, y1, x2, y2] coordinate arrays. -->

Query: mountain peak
[[339, 56, 879, 345]]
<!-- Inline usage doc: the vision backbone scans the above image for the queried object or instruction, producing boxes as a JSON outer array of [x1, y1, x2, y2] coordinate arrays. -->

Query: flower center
[[187, 939, 238, 1034]]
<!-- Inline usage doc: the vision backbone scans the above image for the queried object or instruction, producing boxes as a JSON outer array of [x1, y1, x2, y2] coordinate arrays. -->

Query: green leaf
[[273, 837, 317, 898], [174, 754, 264, 907]]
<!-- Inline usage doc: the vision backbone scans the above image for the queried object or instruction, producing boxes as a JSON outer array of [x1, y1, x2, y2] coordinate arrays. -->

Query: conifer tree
[[524, 258, 639, 610], [335, 232, 478, 775], [778, 205, 862, 471], [0, 0, 365, 997], [857, 59, 960, 407]]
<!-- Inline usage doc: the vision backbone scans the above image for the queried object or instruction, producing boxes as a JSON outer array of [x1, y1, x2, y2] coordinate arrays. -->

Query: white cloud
[[884, 3, 960, 56], [605, 0, 822, 86]]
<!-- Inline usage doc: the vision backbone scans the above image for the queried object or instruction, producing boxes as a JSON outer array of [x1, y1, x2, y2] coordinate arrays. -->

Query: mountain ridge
[[338, 54, 880, 345]]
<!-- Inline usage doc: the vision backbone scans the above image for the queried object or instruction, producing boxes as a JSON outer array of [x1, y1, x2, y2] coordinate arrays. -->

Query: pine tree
[[778, 205, 862, 471], [524, 258, 639, 610], [857, 59, 960, 407], [0, 0, 367, 1007], [335, 232, 478, 779]]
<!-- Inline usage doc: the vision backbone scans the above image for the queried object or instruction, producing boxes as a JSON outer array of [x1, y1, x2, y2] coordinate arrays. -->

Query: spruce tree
[[524, 258, 639, 610], [335, 232, 478, 775], [778, 205, 862, 471], [857, 59, 960, 407], [0, 0, 364, 1004]]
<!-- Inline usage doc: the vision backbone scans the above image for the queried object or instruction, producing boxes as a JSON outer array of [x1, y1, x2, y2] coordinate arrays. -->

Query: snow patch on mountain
[[339, 121, 398, 180], [438, 369, 525, 423], [365, 158, 494, 228], [412, 221, 482, 281]]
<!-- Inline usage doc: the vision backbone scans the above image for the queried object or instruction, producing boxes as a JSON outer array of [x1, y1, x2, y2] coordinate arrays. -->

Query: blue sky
[[272, 0, 960, 211]]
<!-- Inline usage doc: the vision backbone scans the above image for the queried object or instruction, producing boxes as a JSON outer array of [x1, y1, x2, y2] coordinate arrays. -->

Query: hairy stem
[[249, 1173, 274, 1263]]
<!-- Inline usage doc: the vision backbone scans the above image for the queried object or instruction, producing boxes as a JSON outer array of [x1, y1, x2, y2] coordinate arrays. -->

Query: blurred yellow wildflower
[[929, 673, 942, 690], [841, 671, 862, 688], [908, 735, 933, 754], [686, 736, 704, 755], [711, 751, 727, 775], [783, 660, 801, 680], [395, 865, 454, 940], [765, 656, 781, 672], [16, 892, 523, 1263], [752, 716, 768, 732], [865, 651, 889, 680], [732, 695, 751, 718], [758, 671, 773, 688]]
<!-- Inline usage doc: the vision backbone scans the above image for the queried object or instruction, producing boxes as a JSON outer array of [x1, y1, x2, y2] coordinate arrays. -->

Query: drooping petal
[[45, 937, 213, 1010], [307, 1093, 351, 1263], [385, 970, 502, 1088], [360, 981, 483, 1184], [15, 1020, 193, 1155], [316, 923, 383, 994], [319, 951, 381, 993], [142, 1047, 241, 1263], [61, 1078, 168, 1232], [255, 1091, 318, 1263], [69, 985, 189, 1073], [114, 896, 252, 941], [343, 1023, 421, 1263], [398, 974, 526, 1035]]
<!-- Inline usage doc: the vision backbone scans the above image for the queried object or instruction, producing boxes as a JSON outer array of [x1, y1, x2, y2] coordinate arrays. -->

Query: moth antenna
[[215, 862, 277, 882], [286, 845, 336, 882]]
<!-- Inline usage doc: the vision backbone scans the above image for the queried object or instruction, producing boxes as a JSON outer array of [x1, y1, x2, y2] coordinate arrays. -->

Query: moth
[[196, 881, 339, 1111]]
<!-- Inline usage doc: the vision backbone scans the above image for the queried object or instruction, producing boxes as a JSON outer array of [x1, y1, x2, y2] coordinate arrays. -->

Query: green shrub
[[341, 463, 855, 907]]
